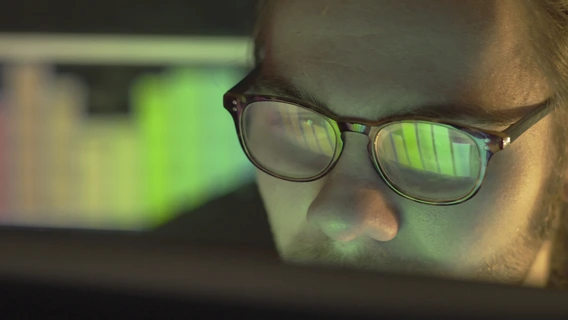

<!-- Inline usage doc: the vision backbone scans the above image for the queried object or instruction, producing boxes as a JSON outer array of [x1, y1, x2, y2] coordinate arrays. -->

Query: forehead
[[262, 0, 549, 120]]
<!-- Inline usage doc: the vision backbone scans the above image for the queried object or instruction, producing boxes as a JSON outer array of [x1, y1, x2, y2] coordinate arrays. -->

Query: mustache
[[282, 236, 446, 276], [280, 232, 532, 285]]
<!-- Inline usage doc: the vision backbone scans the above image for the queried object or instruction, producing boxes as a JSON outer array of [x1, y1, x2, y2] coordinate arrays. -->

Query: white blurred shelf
[[0, 33, 253, 66]]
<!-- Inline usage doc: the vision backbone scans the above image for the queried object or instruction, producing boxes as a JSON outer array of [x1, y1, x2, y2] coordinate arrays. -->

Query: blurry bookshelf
[[0, 33, 255, 231]]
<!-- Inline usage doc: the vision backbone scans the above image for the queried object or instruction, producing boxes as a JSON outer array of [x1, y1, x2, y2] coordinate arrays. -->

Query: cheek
[[474, 137, 548, 231], [401, 124, 551, 264], [257, 170, 323, 249], [476, 121, 551, 231]]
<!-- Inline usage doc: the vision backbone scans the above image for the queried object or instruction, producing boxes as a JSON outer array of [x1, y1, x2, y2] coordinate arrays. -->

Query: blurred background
[[0, 0, 257, 231]]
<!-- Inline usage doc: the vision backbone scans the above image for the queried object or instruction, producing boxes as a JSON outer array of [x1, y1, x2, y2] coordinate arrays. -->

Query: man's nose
[[306, 133, 400, 243]]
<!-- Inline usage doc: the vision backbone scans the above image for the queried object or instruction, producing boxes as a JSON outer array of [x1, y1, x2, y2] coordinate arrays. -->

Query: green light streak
[[131, 67, 250, 227], [402, 123, 424, 170], [196, 68, 251, 199], [163, 68, 203, 212], [452, 143, 471, 177], [392, 134, 410, 167], [416, 123, 439, 173], [433, 125, 455, 176], [132, 75, 170, 225]]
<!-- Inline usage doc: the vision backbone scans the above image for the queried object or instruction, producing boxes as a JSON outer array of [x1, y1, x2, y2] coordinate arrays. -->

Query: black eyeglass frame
[[223, 66, 555, 205]]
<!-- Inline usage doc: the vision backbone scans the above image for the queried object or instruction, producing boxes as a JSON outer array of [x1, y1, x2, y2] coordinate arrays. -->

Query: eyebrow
[[251, 73, 547, 128]]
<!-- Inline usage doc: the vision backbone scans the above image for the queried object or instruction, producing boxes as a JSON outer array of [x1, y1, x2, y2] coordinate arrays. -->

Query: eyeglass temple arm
[[227, 67, 554, 145], [227, 65, 262, 95], [503, 98, 554, 144]]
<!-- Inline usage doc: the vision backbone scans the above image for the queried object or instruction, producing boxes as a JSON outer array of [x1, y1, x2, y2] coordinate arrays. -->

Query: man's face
[[255, 0, 554, 284]]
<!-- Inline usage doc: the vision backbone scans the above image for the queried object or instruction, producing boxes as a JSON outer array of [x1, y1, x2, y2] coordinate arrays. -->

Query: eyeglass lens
[[242, 101, 484, 202]]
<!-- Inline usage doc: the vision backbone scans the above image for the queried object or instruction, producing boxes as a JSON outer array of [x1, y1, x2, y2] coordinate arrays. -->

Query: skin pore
[[254, 0, 557, 286]]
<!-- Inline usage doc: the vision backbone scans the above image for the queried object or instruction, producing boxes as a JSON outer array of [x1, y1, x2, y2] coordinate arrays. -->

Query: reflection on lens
[[375, 121, 482, 202], [242, 101, 337, 179]]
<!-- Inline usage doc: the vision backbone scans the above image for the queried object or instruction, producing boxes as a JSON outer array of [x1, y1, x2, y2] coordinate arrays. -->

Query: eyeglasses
[[223, 67, 554, 205]]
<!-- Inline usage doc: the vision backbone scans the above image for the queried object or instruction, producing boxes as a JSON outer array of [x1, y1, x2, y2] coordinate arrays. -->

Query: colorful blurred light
[[0, 59, 253, 230]]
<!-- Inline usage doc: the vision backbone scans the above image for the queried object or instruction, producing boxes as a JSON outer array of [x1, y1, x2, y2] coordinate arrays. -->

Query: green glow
[[163, 69, 204, 212], [0, 64, 254, 230], [377, 131, 396, 161], [132, 67, 249, 227], [311, 123, 334, 156], [197, 68, 251, 199], [470, 144, 481, 177], [452, 143, 471, 177], [132, 75, 170, 225], [432, 125, 455, 176], [205, 69, 234, 190], [416, 123, 439, 173], [392, 134, 410, 167], [402, 123, 424, 170]]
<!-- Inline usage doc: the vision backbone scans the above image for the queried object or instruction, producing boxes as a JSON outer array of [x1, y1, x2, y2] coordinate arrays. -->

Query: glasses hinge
[[501, 137, 511, 149]]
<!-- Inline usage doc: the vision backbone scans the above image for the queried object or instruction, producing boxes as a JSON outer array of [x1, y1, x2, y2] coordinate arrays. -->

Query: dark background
[[1, 0, 258, 114], [0, 0, 257, 35]]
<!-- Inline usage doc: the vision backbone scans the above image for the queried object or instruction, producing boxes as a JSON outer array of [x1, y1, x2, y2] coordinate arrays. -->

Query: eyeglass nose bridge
[[338, 122, 372, 135]]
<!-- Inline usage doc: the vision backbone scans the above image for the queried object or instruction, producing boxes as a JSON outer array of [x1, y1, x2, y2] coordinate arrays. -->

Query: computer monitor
[[0, 226, 567, 319]]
